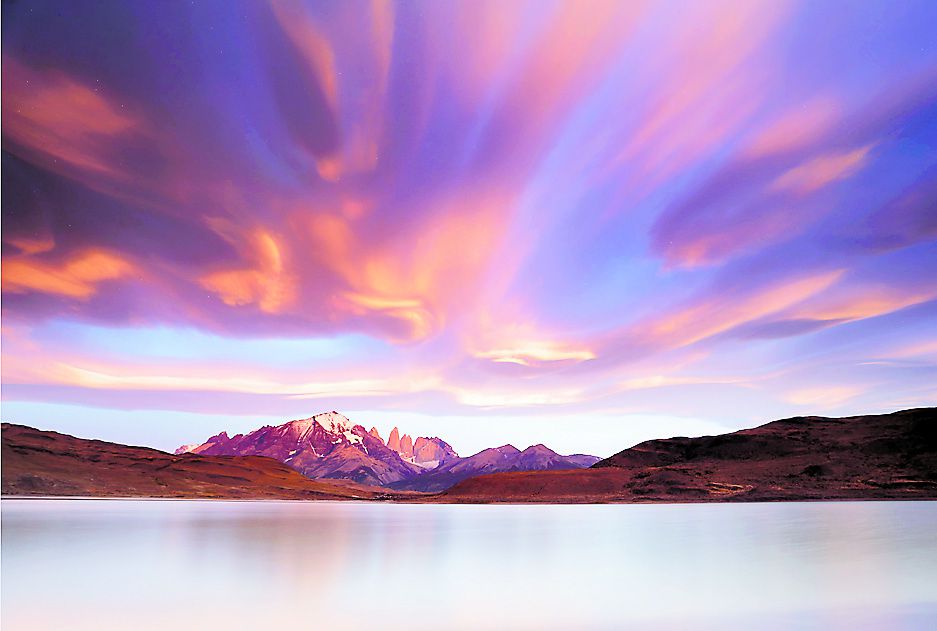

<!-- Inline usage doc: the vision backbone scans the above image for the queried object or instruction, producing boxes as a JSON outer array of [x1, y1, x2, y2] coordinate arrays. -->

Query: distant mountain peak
[[308, 411, 353, 434], [388, 440, 598, 493], [387, 427, 401, 452], [399, 433, 414, 458], [177, 412, 416, 486], [522, 444, 555, 455]]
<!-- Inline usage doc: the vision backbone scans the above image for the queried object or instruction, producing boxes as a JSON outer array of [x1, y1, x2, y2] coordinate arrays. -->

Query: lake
[[2, 500, 935, 630]]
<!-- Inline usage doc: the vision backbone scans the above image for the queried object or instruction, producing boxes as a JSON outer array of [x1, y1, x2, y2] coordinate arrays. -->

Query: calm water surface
[[2, 500, 936, 630]]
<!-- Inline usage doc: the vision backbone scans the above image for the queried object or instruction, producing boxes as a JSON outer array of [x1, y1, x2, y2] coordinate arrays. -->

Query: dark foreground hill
[[1, 423, 394, 500], [439, 408, 937, 503]]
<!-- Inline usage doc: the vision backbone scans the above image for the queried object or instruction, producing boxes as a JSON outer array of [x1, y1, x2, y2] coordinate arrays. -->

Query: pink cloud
[[785, 282, 937, 324], [744, 96, 842, 158], [609, 0, 794, 185], [770, 145, 873, 195]]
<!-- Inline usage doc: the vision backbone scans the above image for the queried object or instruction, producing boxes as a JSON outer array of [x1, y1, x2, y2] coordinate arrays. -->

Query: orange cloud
[[2, 58, 139, 177], [2, 250, 135, 299], [302, 190, 511, 341], [4, 234, 55, 256], [200, 229, 296, 314]]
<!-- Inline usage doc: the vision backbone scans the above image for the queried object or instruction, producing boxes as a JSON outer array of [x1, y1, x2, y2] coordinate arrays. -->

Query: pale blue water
[[2, 500, 935, 630]]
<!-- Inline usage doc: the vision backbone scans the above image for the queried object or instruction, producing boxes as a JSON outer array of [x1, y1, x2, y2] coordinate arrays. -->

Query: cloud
[[788, 286, 937, 323], [744, 96, 842, 157], [785, 386, 862, 408], [467, 315, 596, 367], [474, 343, 595, 367], [2, 0, 936, 434], [267, 0, 395, 181], [637, 270, 845, 349], [1, 58, 139, 178], [610, 0, 793, 185], [730, 318, 845, 340], [296, 189, 513, 341], [849, 166, 937, 252], [651, 67, 937, 268], [443, 384, 590, 409], [199, 229, 296, 314], [4, 234, 56, 256], [2, 250, 136, 299], [770, 145, 873, 195], [651, 142, 875, 269], [883, 339, 937, 361]]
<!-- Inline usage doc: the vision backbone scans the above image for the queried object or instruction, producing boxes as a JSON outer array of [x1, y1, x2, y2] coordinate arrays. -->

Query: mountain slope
[[390, 444, 600, 492], [182, 411, 422, 486], [439, 408, 937, 503], [1, 423, 389, 500], [412, 436, 460, 469], [180, 411, 596, 490]]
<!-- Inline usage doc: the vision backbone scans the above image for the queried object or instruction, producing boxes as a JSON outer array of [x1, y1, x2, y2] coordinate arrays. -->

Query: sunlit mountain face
[[2, 0, 936, 456]]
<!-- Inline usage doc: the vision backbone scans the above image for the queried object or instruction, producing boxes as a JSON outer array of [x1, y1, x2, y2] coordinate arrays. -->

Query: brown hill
[[1, 423, 395, 500], [440, 408, 937, 503]]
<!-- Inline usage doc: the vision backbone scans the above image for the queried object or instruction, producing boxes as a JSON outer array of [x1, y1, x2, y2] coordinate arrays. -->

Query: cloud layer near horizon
[[2, 0, 936, 450]]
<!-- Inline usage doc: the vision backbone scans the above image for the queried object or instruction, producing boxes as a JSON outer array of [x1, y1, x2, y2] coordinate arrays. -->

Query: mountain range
[[4, 408, 934, 503], [176, 411, 599, 490]]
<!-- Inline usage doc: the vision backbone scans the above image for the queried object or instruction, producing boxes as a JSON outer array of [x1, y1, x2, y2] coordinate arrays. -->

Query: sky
[[2, 0, 936, 458]]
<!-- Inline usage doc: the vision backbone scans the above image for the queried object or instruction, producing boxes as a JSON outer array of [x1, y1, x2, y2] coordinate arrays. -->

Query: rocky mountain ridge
[[391, 443, 601, 492], [177, 411, 596, 489]]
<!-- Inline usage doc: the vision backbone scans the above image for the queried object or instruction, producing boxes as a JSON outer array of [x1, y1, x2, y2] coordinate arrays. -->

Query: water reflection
[[2, 500, 936, 630]]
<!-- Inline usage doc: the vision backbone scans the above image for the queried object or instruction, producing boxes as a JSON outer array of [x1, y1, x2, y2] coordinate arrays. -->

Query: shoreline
[[4, 494, 936, 506]]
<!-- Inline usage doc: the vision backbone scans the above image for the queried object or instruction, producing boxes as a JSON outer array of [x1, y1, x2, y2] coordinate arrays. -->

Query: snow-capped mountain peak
[[311, 411, 353, 434]]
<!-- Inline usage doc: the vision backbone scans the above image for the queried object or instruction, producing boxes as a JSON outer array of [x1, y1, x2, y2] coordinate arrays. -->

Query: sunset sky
[[2, 0, 936, 456]]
